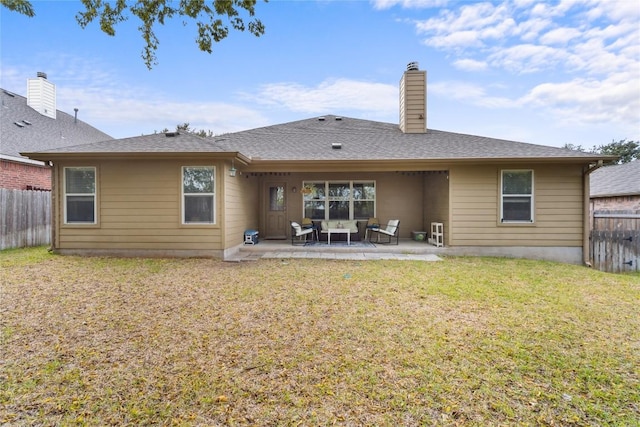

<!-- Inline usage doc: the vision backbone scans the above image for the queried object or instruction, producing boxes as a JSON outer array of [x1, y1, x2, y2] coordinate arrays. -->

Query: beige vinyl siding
[[399, 70, 426, 134], [223, 163, 260, 247], [450, 163, 584, 247], [376, 172, 424, 235], [423, 171, 449, 244], [56, 159, 223, 252]]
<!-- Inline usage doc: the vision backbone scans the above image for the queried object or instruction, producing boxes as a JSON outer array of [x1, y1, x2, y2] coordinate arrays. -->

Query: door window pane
[[269, 186, 285, 211]]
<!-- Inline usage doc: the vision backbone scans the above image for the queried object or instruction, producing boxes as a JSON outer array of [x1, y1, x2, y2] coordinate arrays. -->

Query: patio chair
[[291, 221, 314, 245], [369, 219, 400, 245], [301, 217, 319, 241], [363, 217, 380, 241]]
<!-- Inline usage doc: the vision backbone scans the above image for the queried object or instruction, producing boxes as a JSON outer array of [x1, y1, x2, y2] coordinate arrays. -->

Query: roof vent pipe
[[407, 61, 419, 71], [74, 108, 78, 124]]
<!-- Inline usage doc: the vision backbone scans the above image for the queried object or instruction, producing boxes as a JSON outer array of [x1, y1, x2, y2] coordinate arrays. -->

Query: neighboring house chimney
[[399, 62, 426, 134], [27, 72, 56, 119]]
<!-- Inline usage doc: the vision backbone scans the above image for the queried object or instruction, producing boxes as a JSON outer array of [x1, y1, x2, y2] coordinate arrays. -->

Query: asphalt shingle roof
[[30, 131, 235, 154], [590, 160, 640, 197], [1, 89, 112, 160], [21, 114, 610, 164], [213, 115, 606, 161]]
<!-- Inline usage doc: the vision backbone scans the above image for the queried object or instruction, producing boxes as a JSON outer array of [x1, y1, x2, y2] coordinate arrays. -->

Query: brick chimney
[[27, 72, 56, 119], [399, 62, 426, 134]]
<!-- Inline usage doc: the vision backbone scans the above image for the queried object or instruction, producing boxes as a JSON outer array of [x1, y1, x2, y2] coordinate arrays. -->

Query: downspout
[[583, 160, 603, 267], [49, 162, 58, 253]]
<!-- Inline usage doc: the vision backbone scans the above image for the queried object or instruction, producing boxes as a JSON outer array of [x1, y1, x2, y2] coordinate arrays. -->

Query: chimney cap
[[37, 71, 48, 79], [406, 62, 419, 71]]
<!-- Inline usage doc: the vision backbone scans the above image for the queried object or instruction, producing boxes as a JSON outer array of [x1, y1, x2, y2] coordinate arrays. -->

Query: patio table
[[327, 228, 351, 245]]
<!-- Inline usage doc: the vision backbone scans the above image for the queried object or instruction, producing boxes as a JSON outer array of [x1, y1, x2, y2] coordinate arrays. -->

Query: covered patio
[[227, 237, 447, 261]]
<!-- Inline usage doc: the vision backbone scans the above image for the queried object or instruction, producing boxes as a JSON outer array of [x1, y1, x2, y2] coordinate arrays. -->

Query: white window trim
[[182, 166, 216, 225], [63, 166, 97, 225], [500, 169, 534, 223], [302, 180, 376, 220]]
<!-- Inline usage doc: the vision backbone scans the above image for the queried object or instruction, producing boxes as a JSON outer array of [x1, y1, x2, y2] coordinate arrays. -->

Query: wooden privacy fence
[[590, 210, 639, 273], [0, 189, 51, 250]]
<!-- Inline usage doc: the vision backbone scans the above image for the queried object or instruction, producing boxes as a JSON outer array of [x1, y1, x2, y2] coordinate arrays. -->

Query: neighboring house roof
[[1, 89, 113, 163], [590, 160, 640, 198], [22, 114, 613, 165]]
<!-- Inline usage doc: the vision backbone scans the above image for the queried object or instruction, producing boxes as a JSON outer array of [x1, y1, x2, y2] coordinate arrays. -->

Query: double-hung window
[[64, 167, 96, 224], [303, 181, 375, 220], [501, 170, 534, 223], [182, 166, 215, 224]]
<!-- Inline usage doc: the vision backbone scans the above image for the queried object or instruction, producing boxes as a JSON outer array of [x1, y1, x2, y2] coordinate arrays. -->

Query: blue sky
[[1, 0, 638, 148]]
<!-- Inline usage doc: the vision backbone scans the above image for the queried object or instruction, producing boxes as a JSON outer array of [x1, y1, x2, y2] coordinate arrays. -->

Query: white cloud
[[412, 0, 638, 75], [418, 9, 517, 49], [539, 27, 582, 45], [514, 17, 553, 41], [423, 30, 483, 49], [520, 71, 640, 126], [453, 58, 488, 71], [415, 2, 515, 48], [2, 60, 270, 138], [429, 81, 515, 109], [404, 0, 640, 132], [251, 78, 398, 115], [488, 44, 569, 73], [370, 0, 448, 10], [61, 86, 268, 136]]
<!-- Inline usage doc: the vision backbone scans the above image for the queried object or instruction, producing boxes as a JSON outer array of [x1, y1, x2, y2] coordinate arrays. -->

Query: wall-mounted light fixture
[[292, 186, 297, 193], [229, 159, 237, 177]]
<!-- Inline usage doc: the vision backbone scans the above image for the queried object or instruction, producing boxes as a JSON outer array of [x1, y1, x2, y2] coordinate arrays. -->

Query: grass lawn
[[1, 247, 638, 426]]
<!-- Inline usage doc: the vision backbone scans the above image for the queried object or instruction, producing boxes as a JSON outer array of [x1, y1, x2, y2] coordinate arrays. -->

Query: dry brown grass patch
[[1, 249, 639, 425]]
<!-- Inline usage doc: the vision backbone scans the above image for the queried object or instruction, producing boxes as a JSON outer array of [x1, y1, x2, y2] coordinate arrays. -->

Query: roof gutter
[[582, 159, 604, 267], [239, 156, 619, 173], [20, 151, 251, 165], [1, 153, 48, 167]]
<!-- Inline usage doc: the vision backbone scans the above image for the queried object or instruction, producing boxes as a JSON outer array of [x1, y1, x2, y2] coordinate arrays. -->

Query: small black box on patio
[[244, 229, 259, 245]]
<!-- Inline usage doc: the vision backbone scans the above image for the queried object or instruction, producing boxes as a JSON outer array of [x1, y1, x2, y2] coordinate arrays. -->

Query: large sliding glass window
[[182, 166, 215, 224], [501, 170, 533, 223], [303, 181, 375, 220], [64, 167, 96, 224]]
